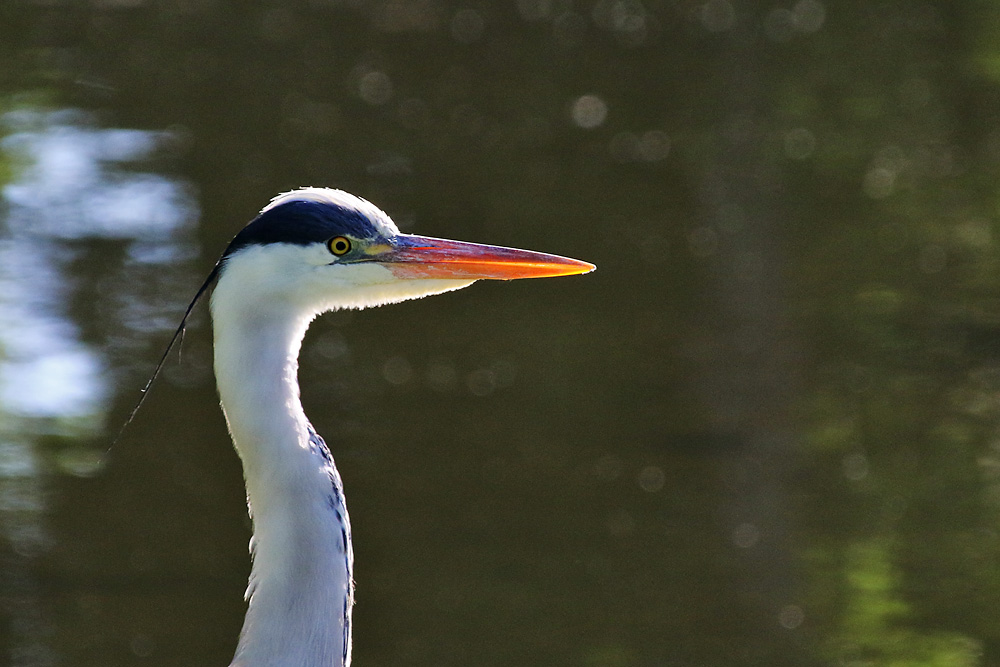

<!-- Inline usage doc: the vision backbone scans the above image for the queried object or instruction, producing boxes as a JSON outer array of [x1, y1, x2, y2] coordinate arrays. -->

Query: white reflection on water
[[0, 107, 197, 666], [1, 109, 195, 419], [0, 241, 105, 418]]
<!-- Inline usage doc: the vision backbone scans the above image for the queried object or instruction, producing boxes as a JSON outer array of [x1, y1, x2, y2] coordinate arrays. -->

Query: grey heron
[[150, 188, 593, 667]]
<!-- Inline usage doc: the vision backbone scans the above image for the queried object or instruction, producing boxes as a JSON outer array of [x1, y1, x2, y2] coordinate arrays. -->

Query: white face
[[211, 241, 476, 322]]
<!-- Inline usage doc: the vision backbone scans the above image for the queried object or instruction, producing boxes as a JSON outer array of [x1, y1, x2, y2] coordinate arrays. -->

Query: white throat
[[211, 285, 354, 667]]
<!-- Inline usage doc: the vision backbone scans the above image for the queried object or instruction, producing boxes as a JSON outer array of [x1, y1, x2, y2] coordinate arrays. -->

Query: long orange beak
[[375, 234, 596, 280]]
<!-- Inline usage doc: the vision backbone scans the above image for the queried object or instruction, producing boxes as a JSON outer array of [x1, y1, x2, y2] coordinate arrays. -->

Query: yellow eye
[[328, 236, 351, 256]]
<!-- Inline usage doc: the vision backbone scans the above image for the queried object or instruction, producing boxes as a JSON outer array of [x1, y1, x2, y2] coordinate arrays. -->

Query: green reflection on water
[[824, 541, 980, 666]]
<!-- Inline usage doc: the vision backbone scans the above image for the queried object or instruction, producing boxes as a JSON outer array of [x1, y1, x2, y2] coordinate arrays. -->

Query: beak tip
[[564, 259, 596, 277]]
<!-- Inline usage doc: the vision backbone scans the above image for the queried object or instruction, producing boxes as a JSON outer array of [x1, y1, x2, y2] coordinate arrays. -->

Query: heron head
[[113, 188, 593, 445], [213, 188, 594, 316]]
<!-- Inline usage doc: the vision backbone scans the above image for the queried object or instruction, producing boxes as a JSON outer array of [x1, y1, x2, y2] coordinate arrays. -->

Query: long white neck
[[211, 293, 353, 667]]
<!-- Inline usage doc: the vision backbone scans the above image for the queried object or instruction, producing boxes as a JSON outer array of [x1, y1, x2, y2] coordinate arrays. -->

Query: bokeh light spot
[[466, 368, 496, 396], [358, 70, 394, 106], [778, 605, 805, 629], [638, 130, 670, 162], [571, 94, 608, 129], [842, 452, 869, 481], [637, 466, 665, 492], [792, 0, 825, 32], [517, 0, 552, 21], [863, 167, 895, 199], [382, 356, 413, 385], [732, 522, 760, 548]]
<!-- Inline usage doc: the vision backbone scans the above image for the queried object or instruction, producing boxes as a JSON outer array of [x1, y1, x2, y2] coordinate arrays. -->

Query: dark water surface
[[2, 1, 1000, 665]]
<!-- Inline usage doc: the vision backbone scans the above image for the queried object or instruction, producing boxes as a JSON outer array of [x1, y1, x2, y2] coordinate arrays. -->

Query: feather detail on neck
[[212, 277, 353, 667]]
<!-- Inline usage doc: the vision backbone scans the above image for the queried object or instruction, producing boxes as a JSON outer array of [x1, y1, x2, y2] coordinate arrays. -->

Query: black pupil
[[334, 239, 347, 253]]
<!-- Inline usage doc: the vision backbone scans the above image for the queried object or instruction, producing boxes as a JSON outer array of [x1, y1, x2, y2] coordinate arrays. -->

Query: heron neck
[[212, 304, 312, 475], [211, 298, 353, 667]]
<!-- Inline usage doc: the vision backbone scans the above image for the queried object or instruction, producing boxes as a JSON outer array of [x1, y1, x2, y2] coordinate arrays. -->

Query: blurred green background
[[3, 1, 1000, 665]]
